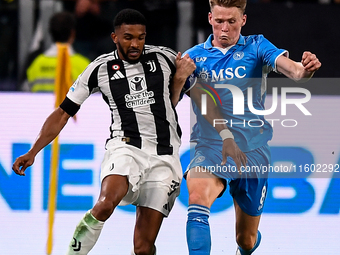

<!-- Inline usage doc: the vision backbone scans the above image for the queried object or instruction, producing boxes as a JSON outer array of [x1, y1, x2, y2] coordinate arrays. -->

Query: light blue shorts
[[186, 143, 270, 216]]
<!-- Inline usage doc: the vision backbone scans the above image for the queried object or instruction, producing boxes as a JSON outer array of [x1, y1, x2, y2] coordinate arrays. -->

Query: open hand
[[221, 138, 247, 175]]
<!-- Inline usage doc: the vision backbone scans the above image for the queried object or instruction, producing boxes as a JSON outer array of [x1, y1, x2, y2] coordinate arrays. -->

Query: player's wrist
[[219, 129, 234, 140], [173, 73, 188, 84]]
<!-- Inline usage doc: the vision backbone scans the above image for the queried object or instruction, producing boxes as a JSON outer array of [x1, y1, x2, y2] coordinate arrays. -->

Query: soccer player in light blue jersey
[[171, 0, 321, 254]]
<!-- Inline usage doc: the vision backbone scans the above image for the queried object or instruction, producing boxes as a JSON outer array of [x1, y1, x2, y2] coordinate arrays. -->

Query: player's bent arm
[[276, 51, 321, 82], [30, 107, 71, 156], [13, 96, 81, 175], [170, 52, 196, 106], [171, 73, 188, 107], [190, 83, 247, 171], [190, 83, 228, 133], [276, 55, 308, 81]]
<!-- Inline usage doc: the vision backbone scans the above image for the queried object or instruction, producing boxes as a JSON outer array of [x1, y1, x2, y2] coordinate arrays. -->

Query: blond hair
[[209, 0, 247, 14]]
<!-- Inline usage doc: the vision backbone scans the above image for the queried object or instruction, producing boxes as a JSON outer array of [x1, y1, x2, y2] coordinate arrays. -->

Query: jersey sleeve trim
[[183, 75, 197, 94], [59, 96, 80, 116], [274, 50, 289, 73]]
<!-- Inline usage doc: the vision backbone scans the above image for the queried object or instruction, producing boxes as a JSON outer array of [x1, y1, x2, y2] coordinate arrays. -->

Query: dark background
[[0, 1, 339, 93]]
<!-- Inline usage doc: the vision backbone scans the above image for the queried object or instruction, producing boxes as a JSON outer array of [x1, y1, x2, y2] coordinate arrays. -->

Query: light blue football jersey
[[184, 34, 287, 152]]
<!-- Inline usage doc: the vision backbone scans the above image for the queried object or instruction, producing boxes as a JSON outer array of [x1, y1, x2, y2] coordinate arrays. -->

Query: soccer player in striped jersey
[[172, 0, 321, 254], [12, 8, 195, 255]]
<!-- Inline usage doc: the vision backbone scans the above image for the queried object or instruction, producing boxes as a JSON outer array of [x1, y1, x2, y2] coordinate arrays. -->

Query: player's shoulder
[[183, 42, 205, 58], [75, 51, 116, 78], [90, 50, 119, 65], [144, 45, 177, 57]]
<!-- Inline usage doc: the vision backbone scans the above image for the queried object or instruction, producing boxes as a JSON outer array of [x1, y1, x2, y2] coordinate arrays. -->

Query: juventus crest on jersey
[[66, 45, 182, 155]]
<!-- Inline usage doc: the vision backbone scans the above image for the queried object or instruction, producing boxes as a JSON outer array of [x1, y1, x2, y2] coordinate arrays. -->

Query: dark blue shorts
[[186, 143, 270, 216]]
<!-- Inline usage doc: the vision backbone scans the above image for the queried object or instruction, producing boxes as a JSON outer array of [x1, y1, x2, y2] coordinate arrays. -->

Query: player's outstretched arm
[[276, 51, 321, 82], [12, 107, 71, 176], [170, 52, 196, 106]]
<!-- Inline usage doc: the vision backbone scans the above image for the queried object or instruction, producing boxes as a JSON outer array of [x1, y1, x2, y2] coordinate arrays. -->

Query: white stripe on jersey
[[157, 52, 183, 149]]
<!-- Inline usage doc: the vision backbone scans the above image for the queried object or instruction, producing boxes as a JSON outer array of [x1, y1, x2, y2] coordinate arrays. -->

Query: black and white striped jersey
[[66, 45, 181, 155]]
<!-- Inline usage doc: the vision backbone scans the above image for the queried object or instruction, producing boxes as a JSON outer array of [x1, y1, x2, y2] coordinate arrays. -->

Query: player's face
[[209, 5, 246, 48], [111, 24, 146, 63]]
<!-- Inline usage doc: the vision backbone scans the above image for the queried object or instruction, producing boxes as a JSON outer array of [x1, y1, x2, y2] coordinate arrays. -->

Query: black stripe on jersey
[[92, 53, 116, 106], [148, 49, 182, 140], [172, 102, 182, 139], [142, 52, 173, 155], [145, 47, 181, 140], [107, 59, 141, 149], [88, 65, 100, 93]]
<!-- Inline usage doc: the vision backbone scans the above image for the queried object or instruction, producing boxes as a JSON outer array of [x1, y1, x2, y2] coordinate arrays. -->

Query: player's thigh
[[100, 141, 145, 206], [100, 141, 137, 183], [99, 174, 129, 203], [186, 168, 225, 208], [92, 175, 129, 220], [134, 206, 164, 245], [134, 154, 182, 216], [185, 146, 226, 207]]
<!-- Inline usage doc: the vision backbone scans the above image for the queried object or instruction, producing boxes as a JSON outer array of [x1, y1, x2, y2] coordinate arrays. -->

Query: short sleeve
[[257, 35, 288, 72], [66, 61, 97, 105]]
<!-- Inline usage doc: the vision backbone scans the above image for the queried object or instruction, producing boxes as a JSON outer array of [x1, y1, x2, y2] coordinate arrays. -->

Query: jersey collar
[[204, 34, 246, 49]]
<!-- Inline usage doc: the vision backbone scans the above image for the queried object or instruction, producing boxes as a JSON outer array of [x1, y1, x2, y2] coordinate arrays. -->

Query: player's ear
[[111, 32, 117, 43], [208, 12, 212, 25], [241, 14, 247, 27]]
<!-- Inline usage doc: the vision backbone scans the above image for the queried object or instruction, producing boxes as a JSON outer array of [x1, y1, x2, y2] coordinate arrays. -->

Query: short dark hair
[[49, 12, 76, 43], [113, 9, 146, 30]]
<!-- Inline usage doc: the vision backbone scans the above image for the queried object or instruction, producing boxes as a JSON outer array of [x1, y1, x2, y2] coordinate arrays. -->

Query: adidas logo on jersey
[[110, 70, 125, 80]]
